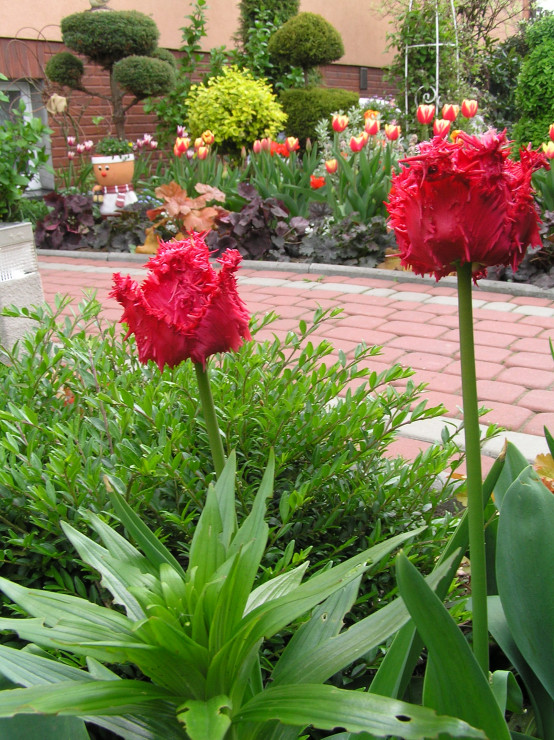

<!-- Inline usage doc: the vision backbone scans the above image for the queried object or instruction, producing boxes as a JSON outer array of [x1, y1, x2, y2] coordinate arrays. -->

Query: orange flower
[[364, 109, 379, 120], [433, 118, 451, 137], [310, 175, 326, 189], [349, 134, 366, 152], [202, 129, 215, 145], [542, 141, 554, 159], [173, 137, 190, 157], [384, 124, 401, 141], [365, 118, 379, 135], [441, 104, 459, 122], [461, 99, 478, 118], [416, 104, 435, 125], [325, 158, 338, 174], [332, 114, 349, 133]]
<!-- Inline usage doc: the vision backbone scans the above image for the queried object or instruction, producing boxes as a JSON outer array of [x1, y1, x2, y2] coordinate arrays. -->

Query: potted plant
[[91, 137, 137, 216]]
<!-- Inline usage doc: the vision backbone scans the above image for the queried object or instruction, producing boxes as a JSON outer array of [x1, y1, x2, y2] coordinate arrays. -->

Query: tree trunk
[[109, 70, 126, 139]]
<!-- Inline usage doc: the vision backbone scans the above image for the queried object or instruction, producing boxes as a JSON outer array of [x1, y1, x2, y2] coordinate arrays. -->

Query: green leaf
[[493, 442, 529, 511], [490, 670, 523, 714], [178, 695, 232, 740], [0, 712, 90, 740], [496, 466, 554, 702], [396, 553, 511, 740], [234, 683, 486, 739]]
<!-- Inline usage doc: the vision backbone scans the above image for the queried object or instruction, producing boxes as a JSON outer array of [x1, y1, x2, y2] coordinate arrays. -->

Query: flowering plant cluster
[[415, 99, 480, 139], [173, 126, 215, 161], [251, 136, 300, 158]]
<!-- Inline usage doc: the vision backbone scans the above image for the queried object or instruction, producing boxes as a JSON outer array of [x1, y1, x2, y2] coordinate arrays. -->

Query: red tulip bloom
[[386, 130, 546, 281], [549, 124, 554, 142], [384, 124, 401, 141], [417, 104, 435, 125], [325, 158, 338, 174], [543, 141, 554, 159], [270, 141, 290, 157], [332, 114, 349, 133], [365, 118, 379, 135], [261, 137, 272, 151], [173, 137, 190, 157], [111, 235, 251, 370], [433, 118, 451, 138], [286, 136, 300, 153], [252, 139, 262, 154], [310, 175, 326, 189], [349, 134, 366, 152], [197, 145, 209, 160], [461, 99, 478, 118], [441, 104, 459, 121]]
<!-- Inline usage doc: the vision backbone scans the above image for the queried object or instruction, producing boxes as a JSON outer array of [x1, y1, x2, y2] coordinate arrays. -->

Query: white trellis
[[404, 0, 460, 115]]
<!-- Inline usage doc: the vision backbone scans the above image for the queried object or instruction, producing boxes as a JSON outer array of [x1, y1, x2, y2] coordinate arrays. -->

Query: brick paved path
[[38, 253, 554, 472]]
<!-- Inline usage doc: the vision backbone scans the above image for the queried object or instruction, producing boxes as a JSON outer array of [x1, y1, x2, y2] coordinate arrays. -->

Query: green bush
[[44, 51, 84, 89], [513, 15, 554, 148], [279, 86, 359, 143], [186, 66, 288, 154], [268, 12, 344, 74], [60, 10, 159, 68], [113, 55, 176, 99], [149, 47, 177, 68], [0, 297, 461, 610], [238, 0, 299, 46]]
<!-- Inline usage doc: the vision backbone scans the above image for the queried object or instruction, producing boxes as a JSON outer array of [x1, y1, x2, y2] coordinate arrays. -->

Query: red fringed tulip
[[417, 104, 435, 125], [325, 158, 338, 174], [364, 118, 379, 135], [332, 114, 349, 133], [386, 130, 547, 281], [111, 235, 251, 370], [310, 175, 326, 189], [461, 99, 478, 118], [384, 124, 401, 141], [442, 103, 459, 121], [433, 118, 451, 138]]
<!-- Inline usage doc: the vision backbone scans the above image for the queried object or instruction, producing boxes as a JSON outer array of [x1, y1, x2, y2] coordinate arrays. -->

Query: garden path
[[37, 251, 554, 474]]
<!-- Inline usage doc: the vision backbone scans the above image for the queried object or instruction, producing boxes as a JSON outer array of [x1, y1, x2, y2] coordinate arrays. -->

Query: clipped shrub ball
[[61, 10, 159, 68], [186, 66, 288, 155], [45, 51, 84, 89], [113, 56, 176, 99], [150, 47, 177, 68], [268, 12, 344, 70], [279, 86, 359, 143]]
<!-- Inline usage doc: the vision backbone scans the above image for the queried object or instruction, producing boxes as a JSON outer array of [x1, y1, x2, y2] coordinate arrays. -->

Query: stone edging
[[36, 249, 554, 301]]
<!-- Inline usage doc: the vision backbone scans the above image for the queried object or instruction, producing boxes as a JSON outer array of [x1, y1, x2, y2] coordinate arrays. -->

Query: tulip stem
[[456, 262, 489, 676], [194, 362, 226, 478]]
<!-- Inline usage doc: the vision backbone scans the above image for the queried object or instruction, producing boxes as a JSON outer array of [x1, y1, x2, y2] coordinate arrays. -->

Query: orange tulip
[[384, 124, 401, 141], [365, 118, 380, 135], [363, 109, 379, 120], [441, 104, 459, 122], [416, 104, 435, 125], [461, 99, 478, 118], [433, 118, 451, 137], [332, 114, 349, 133], [325, 158, 338, 174], [202, 129, 215, 145]]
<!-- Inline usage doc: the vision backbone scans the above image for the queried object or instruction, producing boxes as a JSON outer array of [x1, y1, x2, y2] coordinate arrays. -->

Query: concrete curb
[[36, 249, 554, 301]]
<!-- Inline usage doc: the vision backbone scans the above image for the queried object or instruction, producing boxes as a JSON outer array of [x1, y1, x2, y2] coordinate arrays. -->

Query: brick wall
[[2, 37, 396, 173]]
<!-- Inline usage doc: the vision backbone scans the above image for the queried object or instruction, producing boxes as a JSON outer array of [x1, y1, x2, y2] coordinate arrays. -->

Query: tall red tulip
[[286, 136, 300, 153], [332, 114, 349, 133], [416, 104, 435, 125], [461, 99, 478, 118], [549, 123, 554, 142], [349, 134, 366, 152], [325, 158, 338, 174], [111, 235, 251, 371], [386, 130, 546, 281], [364, 118, 380, 136], [173, 137, 190, 157], [543, 141, 554, 159], [252, 140, 262, 154], [441, 104, 459, 122], [433, 118, 451, 138], [310, 175, 326, 189]]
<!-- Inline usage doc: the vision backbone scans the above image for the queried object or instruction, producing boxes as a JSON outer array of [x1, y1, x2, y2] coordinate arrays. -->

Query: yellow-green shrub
[[186, 66, 287, 154]]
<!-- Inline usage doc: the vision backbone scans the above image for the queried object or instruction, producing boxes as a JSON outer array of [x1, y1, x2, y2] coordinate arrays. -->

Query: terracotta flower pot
[[91, 153, 137, 216]]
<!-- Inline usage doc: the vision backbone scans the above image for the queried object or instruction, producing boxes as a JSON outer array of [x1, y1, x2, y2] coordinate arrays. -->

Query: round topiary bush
[[186, 66, 288, 155], [113, 55, 176, 99], [149, 47, 178, 68], [513, 15, 554, 148], [279, 86, 359, 143], [61, 10, 159, 69], [268, 12, 344, 73], [44, 51, 84, 89]]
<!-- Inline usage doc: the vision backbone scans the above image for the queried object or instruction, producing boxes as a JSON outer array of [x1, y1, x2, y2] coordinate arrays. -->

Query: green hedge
[[279, 86, 359, 143]]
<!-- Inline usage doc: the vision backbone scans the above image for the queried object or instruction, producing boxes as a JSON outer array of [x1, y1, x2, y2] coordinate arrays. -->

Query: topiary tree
[[513, 14, 554, 148], [186, 66, 287, 156], [279, 87, 359, 144], [268, 12, 344, 86], [45, 9, 176, 140]]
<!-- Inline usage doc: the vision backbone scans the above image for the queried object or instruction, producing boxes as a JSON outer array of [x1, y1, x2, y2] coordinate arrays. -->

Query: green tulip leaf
[[396, 553, 511, 740], [177, 695, 232, 740], [496, 465, 554, 702], [490, 670, 523, 714]]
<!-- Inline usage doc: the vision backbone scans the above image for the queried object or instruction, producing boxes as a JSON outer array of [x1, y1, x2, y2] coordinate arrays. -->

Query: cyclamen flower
[[110, 235, 251, 370], [386, 130, 547, 281]]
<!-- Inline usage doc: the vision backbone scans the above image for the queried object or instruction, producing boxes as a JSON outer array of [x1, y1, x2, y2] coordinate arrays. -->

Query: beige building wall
[[1, 0, 394, 69]]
